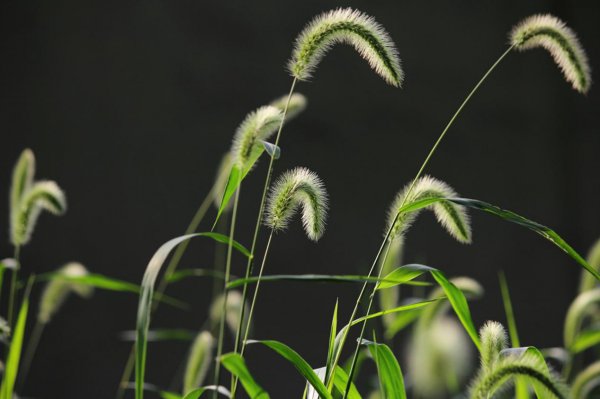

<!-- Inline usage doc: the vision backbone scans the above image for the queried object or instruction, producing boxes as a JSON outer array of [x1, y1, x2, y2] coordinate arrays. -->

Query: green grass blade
[[570, 328, 600, 354], [161, 386, 231, 399], [247, 340, 332, 399], [447, 198, 599, 282], [377, 264, 481, 351], [384, 305, 424, 340], [227, 273, 431, 289], [572, 361, 600, 399], [362, 340, 406, 399], [0, 290, 29, 399], [220, 353, 269, 398], [136, 233, 242, 399], [324, 300, 338, 385], [166, 269, 227, 283]]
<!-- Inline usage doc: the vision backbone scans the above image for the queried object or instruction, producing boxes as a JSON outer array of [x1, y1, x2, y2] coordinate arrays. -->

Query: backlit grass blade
[[136, 233, 248, 399], [214, 143, 279, 227], [220, 353, 269, 398], [167, 269, 227, 283], [227, 273, 431, 289], [160, 386, 232, 399], [447, 198, 599, 282], [572, 361, 600, 399], [377, 264, 481, 350], [309, 367, 361, 399], [361, 339, 406, 399], [36, 272, 186, 309], [119, 329, 195, 342], [570, 328, 600, 354], [324, 300, 338, 384], [247, 340, 332, 399], [0, 289, 29, 399]]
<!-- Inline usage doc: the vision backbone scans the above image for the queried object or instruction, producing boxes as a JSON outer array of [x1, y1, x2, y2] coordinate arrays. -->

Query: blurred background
[[1, 0, 599, 397]]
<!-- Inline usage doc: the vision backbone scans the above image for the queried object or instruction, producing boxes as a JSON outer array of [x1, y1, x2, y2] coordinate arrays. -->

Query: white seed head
[[11, 180, 67, 246], [479, 321, 508, 373], [387, 175, 471, 243], [288, 8, 403, 87], [510, 14, 591, 93], [270, 93, 308, 121], [230, 105, 283, 168], [265, 167, 329, 241], [38, 262, 93, 324], [183, 330, 214, 394]]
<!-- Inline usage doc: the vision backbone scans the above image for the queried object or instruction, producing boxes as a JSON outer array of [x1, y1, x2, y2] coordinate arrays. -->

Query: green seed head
[[265, 167, 329, 241], [510, 14, 591, 93], [288, 8, 403, 87]]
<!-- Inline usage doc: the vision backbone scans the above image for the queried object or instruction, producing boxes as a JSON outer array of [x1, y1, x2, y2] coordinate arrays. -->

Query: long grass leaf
[[227, 273, 430, 289], [247, 340, 332, 399], [362, 340, 406, 399], [220, 353, 269, 398], [0, 291, 29, 399], [324, 300, 338, 384]]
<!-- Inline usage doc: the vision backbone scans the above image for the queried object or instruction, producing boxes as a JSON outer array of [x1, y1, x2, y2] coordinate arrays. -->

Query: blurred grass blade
[[167, 269, 227, 284], [384, 300, 425, 340], [362, 339, 406, 399], [309, 366, 361, 399], [499, 271, 529, 399], [136, 233, 241, 399], [261, 141, 281, 159], [247, 340, 332, 399], [570, 328, 600, 354], [220, 353, 268, 398], [377, 264, 481, 351], [119, 329, 195, 342], [572, 361, 600, 399], [161, 386, 231, 399], [184, 331, 215, 394], [227, 273, 431, 289], [0, 289, 29, 399]]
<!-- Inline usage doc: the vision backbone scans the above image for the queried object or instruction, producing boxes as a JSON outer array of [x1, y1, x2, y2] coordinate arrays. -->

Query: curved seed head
[[479, 321, 508, 373], [564, 288, 600, 350], [270, 93, 308, 121], [230, 105, 283, 168], [510, 14, 591, 93], [288, 8, 403, 87], [183, 330, 214, 394], [387, 176, 472, 243], [38, 262, 93, 324], [11, 180, 67, 246], [209, 290, 250, 337], [265, 167, 329, 241], [409, 316, 474, 397]]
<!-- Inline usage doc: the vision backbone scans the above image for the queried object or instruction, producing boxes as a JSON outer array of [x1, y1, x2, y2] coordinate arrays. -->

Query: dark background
[[1, 1, 599, 398]]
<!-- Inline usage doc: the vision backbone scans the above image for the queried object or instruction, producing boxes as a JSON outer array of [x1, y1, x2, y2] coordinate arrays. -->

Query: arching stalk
[[341, 45, 515, 397]]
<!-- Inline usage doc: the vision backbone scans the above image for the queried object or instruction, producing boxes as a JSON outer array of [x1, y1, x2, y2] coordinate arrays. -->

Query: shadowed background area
[[1, 1, 599, 397]]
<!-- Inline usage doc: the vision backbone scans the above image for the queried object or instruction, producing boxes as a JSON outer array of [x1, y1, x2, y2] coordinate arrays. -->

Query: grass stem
[[7, 245, 21, 328]]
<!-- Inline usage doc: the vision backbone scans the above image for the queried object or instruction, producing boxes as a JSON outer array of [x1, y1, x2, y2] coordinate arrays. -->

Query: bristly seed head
[[479, 321, 508, 373], [270, 93, 308, 121], [288, 8, 403, 87], [387, 175, 472, 244], [230, 105, 283, 168], [265, 167, 329, 241], [510, 14, 591, 93], [9, 149, 67, 247]]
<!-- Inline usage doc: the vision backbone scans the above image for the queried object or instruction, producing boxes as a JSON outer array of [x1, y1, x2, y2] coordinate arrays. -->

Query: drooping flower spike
[[230, 105, 284, 169], [288, 8, 403, 87], [10, 149, 67, 246], [510, 14, 591, 94], [265, 167, 328, 241], [270, 93, 307, 121], [387, 175, 472, 243]]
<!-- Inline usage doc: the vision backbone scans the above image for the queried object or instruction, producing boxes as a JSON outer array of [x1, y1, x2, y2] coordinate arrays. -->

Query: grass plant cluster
[[1, 7, 598, 399]]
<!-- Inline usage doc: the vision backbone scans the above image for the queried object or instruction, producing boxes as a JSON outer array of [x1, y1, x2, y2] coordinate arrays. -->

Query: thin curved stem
[[341, 46, 515, 397], [212, 179, 242, 399], [116, 190, 214, 399]]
